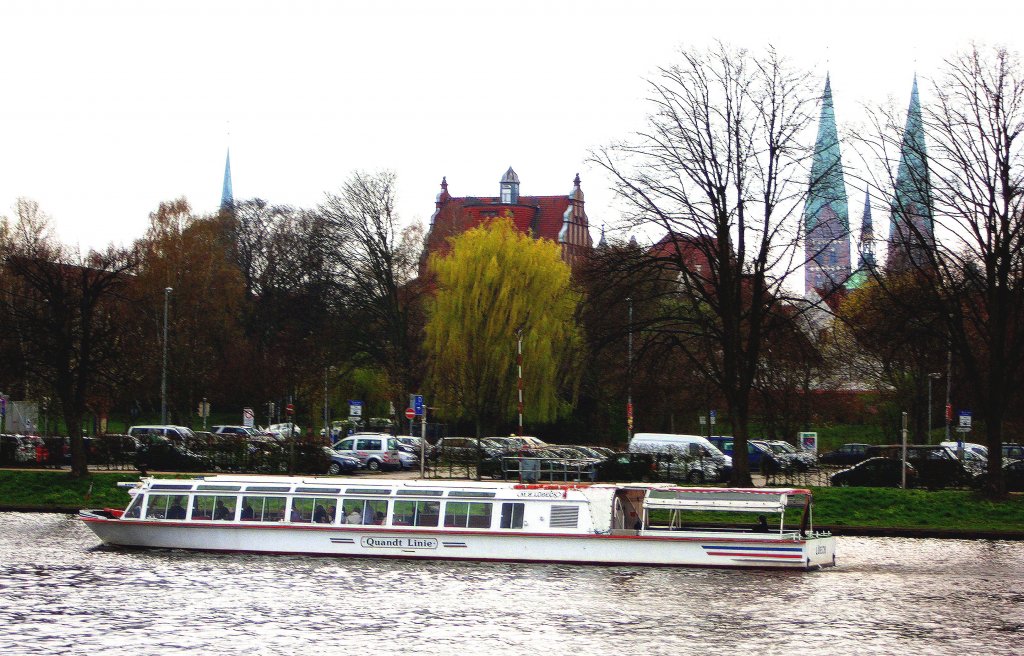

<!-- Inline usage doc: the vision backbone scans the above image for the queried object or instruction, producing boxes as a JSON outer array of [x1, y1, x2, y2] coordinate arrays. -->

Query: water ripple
[[0, 513, 1021, 655]]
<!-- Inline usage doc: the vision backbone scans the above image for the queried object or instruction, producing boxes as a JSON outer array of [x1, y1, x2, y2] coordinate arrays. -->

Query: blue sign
[[709, 409, 716, 419], [414, 395, 424, 416], [958, 410, 971, 428]]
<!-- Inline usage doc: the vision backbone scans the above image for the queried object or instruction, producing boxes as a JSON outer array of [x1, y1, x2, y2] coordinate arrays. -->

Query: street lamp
[[927, 372, 942, 442], [161, 287, 172, 425]]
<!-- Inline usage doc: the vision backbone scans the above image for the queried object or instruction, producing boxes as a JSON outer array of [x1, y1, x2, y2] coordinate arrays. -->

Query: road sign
[[242, 407, 255, 428], [405, 407, 416, 420], [198, 401, 210, 418], [709, 409, 716, 425], [699, 415, 706, 425], [958, 410, 972, 428], [955, 426, 971, 433], [349, 400, 362, 417], [414, 395, 424, 416], [285, 403, 295, 416]]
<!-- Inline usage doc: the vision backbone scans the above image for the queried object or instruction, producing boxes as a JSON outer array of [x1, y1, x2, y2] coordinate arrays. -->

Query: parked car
[[135, 435, 209, 472], [864, 445, 982, 488], [706, 436, 783, 476], [1003, 443, 1024, 461], [940, 441, 988, 458], [819, 443, 872, 466], [762, 440, 817, 472], [433, 437, 504, 463], [593, 452, 657, 482], [325, 449, 363, 475], [477, 447, 597, 482], [211, 425, 266, 440], [830, 457, 919, 487], [128, 425, 197, 443], [331, 433, 402, 472], [266, 423, 302, 439]]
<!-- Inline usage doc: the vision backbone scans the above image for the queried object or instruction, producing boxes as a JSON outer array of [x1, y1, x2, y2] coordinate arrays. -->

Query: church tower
[[887, 76, 934, 270], [804, 75, 852, 294], [220, 148, 234, 212], [858, 190, 876, 271]]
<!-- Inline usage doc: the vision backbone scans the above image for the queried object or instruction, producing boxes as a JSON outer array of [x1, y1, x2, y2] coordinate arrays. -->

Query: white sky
[[1, 0, 1022, 254]]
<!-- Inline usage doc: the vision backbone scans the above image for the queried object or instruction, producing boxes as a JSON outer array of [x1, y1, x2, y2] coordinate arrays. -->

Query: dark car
[[819, 443, 871, 466], [135, 435, 210, 472], [1002, 443, 1024, 461], [864, 445, 981, 489], [477, 448, 596, 482], [830, 457, 918, 487], [326, 449, 362, 475], [594, 452, 657, 482], [433, 437, 503, 464]]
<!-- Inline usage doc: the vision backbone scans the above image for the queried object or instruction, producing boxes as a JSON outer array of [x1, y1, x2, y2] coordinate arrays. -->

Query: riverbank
[[2, 470, 1022, 538]]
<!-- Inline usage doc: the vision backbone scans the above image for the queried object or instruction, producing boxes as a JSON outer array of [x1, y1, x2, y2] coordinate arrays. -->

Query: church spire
[[887, 75, 934, 270], [220, 148, 234, 212], [804, 74, 851, 294], [858, 190, 876, 271]]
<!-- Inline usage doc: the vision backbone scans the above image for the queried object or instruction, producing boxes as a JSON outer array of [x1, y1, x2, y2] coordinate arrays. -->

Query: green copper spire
[[888, 76, 934, 264], [804, 75, 849, 231]]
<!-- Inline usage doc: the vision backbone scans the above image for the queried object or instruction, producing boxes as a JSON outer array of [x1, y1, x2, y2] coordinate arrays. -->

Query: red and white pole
[[517, 330, 524, 437]]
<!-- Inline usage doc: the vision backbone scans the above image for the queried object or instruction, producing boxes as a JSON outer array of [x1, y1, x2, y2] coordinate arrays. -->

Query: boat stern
[[804, 534, 837, 569]]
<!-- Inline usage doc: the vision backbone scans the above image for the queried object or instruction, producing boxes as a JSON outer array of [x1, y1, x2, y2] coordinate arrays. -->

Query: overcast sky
[[1, 0, 1021, 254]]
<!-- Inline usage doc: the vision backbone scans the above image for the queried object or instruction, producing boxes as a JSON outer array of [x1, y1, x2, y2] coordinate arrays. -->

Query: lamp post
[[927, 372, 941, 442], [161, 287, 172, 425], [627, 296, 633, 444]]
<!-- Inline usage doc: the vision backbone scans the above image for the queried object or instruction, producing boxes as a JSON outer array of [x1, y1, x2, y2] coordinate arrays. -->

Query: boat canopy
[[643, 488, 808, 514]]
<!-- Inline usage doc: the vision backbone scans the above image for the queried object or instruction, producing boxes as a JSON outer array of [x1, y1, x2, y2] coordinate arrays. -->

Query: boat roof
[[131, 475, 812, 497]]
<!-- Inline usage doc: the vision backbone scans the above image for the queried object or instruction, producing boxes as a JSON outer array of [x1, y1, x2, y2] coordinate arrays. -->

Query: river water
[[0, 513, 1020, 656]]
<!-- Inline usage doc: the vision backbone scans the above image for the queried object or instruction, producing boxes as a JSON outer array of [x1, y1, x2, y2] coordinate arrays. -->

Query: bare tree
[[591, 43, 817, 485], [858, 45, 1024, 496], [316, 171, 426, 420], [0, 200, 137, 477]]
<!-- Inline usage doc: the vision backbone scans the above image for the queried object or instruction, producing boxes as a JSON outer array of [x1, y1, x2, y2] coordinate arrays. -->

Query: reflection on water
[[0, 513, 1021, 655]]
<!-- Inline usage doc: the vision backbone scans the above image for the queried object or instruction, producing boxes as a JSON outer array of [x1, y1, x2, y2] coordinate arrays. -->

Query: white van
[[628, 433, 731, 483]]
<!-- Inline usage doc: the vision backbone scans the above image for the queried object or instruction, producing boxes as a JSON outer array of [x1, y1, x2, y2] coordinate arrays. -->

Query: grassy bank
[[2, 470, 1022, 534]]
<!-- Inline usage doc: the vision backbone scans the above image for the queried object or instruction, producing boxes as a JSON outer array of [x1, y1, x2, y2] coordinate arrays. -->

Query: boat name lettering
[[816, 545, 826, 555], [516, 490, 564, 498], [360, 536, 438, 549]]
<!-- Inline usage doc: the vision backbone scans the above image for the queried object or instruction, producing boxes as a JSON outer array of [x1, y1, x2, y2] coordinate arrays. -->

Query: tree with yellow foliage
[[424, 216, 582, 438]]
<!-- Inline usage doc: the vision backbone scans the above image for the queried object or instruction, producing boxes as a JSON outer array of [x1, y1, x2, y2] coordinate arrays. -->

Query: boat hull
[[81, 516, 836, 570]]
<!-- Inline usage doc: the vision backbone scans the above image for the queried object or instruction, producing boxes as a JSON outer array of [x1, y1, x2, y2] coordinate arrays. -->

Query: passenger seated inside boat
[[374, 511, 385, 525], [213, 500, 231, 521], [240, 502, 254, 520], [289, 507, 302, 522], [167, 497, 186, 520], [755, 515, 769, 532], [313, 504, 330, 523], [346, 509, 361, 524]]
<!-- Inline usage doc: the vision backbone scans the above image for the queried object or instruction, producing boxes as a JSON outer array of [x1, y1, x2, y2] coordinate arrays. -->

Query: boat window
[[290, 497, 337, 523], [123, 494, 143, 518], [341, 498, 388, 525], [196, 485, 242, 492], [447, 491, 496, 498], [500, 502, 525, 529], [144, 494, 188, 520], [192, 495, 237, 521], [245, 486, 290, 492], [151, 483, 193, 490], [240, 496, 286, 521], [396, 490, 443, 497], [345, 488, 391, 496], [550, 505, 580, 528], [295, 487, 341, 494], [392, 500, 440, 527], [444, 501, 492, 528]]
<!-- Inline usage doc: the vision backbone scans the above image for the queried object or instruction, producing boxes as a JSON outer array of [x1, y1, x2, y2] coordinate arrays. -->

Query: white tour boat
[[80, 475, 836, 570]]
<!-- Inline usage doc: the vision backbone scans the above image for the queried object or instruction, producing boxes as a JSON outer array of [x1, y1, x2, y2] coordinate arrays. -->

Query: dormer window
[[500, 167, 519, 204]]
